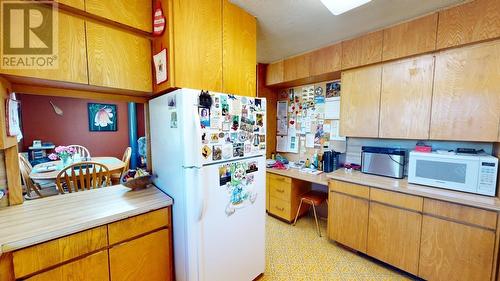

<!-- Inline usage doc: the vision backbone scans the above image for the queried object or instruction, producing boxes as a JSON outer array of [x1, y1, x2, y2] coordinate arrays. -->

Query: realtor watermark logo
[[1, 1, 58, 69]]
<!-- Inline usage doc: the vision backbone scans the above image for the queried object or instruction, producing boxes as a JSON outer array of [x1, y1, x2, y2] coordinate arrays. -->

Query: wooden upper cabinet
[[284, 54, 310, 81], [86, 22, 152, 92], [0, 11, 88, 85], [419, 215, 495, 281], [55, 0, 84, 9], [430, 40, 500, 141], [173, 0, 223, 92], [340, 64, 382, 137], [379, 55, 434, 139], [266, 61, 284, 85], [341, 30, 383, 69], [309, 43, 342, 76], [223, 1, 257, 97], [437, 0, 500, 49], [85, 0, 152, 32], [382, 14, 438, 61]]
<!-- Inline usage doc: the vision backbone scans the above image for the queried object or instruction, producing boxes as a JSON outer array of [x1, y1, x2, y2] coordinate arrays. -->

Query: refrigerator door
[[197, 156, 266, 281], [180, 90, 267, 167]]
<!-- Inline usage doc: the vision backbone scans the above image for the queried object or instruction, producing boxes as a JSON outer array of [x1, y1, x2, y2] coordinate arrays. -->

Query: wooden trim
[[11, 84, 148, 103], [369, 200, 422, 215], [330, 190, 369, 202], [5, 146, 22, 206], [37, 1, 152, 38], [422, 212, 496, 232]]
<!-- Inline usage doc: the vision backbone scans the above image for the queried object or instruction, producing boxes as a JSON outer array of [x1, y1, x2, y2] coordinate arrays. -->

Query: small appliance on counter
[[322, 150, 345, 172], [361, 146, 406, 179], [408, 151, 499, 196]]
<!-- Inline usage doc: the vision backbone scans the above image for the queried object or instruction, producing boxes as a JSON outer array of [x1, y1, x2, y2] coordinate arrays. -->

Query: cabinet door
[[367, 202, 422, 275], [419, 215, 495, 281], [173, 0, 222, 92], [340, 64, 382, 137], [382, 14, 438, 61], [284, 54, 310, 81], [0, 11, 88, 84], [109, 229, 171, 281], [379, 55, 434, 139], [341, 31, 383, 69], [266, 61, 284, 85], [85, 0, 152, 32], [430, 41, 500, 141], [86, 22, 152, 92], [309, 43, 342, 76], [25, 251, 109, 281], [328, 191, 369, 253], [56, 0, 84, 9], [222, 1, 256, 97], [437, 0, 500, 49]]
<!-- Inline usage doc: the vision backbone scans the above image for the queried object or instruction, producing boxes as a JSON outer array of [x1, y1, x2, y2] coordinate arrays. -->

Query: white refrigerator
[[149, 88, 266, 281]]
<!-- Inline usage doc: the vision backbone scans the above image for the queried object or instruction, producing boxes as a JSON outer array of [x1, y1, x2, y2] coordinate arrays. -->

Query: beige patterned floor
[[261, 215, 417, 281]]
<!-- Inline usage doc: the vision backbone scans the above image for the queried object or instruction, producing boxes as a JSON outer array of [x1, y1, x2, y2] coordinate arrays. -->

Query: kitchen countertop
[[0, 185, 172, 255], [328, 169, 500, 212], [267, 168, 332, 186]]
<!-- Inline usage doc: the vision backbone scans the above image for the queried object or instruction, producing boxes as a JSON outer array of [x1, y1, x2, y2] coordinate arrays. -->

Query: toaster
[[361, 146, 406, 179]]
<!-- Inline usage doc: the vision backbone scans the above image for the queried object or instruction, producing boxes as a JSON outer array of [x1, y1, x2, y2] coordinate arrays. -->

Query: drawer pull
[[275, 206, 284, 211], [276, 189, 285, 193]]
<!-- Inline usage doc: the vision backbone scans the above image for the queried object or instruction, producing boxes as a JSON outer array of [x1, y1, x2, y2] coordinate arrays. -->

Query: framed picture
[[88, 103, 117, 132]]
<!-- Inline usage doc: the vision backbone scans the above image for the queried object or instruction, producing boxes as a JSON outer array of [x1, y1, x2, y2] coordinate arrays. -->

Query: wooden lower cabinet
[[267, 173, 310, 222], [419, 215, 495, 281], [367, 202, 421, 275], [328, 190, 369, 253], [26, 250, 109, 281], [109, 229, 171, 281]]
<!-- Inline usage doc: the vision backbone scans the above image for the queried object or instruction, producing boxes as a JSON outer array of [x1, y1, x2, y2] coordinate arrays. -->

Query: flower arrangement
[[48, 146, 76, 163]]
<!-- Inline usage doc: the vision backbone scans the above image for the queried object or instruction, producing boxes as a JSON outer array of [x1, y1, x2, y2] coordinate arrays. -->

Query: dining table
[[30, 157, 126, 181]]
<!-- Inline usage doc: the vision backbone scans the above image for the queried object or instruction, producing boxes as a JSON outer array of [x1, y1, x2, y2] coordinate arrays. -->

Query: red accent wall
[[17, 94, 141, 159]]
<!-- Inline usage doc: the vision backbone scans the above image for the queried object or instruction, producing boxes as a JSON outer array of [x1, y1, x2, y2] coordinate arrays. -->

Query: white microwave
[[408, 151, 499, 196]]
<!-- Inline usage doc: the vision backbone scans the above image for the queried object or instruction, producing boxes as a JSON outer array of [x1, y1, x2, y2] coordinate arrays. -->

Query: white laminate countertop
[[328, 170, 500, 212], [0, 185, 173, 255]]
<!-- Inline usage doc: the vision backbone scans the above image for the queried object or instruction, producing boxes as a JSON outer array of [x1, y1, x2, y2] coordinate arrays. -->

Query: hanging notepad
[[276, 136, 288, 152], [325, 97, 340, 120]]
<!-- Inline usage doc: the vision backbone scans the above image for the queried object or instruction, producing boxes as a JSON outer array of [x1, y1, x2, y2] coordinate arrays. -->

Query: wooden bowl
[[120, 175, 152, 190]]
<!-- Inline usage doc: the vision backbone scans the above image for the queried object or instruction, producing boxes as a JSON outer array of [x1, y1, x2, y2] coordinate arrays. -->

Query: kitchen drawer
[[268, 173, 292, 184], [269, 196, 292, 221], [423, 199, 497, 230], [108, 208, 170, 245], [13, 226, 107, 279], [329, 180, 369, 199], [370, 188, 423, 212], [269, 177, 292, 202]]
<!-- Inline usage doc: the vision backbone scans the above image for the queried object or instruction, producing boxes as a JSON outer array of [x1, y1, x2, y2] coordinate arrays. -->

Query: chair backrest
[[67, 145, 91, 159], [122, 147, 132, 173], [56, 162, 110, 193], [18, 154, 41, 197]]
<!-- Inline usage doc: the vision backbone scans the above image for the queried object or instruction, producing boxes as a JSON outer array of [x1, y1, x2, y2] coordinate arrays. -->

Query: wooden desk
[[266, 168, 331, 222]]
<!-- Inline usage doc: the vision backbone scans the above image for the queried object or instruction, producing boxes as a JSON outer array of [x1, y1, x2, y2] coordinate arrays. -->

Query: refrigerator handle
[[196, 167, 206, 221], [184, 101, 202, 168]]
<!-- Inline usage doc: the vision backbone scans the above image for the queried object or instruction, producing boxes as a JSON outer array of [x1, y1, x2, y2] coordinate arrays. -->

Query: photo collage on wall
[[200, 93, 266, 162], [276, 80, 344, 155]]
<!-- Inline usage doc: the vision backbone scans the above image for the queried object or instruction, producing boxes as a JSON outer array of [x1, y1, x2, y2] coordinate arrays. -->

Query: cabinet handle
[[275, 206, 284, 211], [276, 189, 285, 193]]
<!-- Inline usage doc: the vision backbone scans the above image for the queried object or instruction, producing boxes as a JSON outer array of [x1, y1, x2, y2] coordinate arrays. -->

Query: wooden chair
[[293, 190, 328, 237], [67, 145, 91, 160], [56, 162, 111, 193], [111, 147, 132, 185], [18, 154, 42, 198]]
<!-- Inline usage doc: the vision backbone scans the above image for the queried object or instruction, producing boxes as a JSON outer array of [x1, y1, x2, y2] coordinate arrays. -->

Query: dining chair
[[55, 162, 111, 193], [67, 145, 91, 160], [18, 154, 43, 198], [111, 147, 132, 185]]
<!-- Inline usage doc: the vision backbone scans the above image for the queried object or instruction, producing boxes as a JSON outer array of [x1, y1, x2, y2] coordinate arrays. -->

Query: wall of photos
[[275, 80, 346, 163]]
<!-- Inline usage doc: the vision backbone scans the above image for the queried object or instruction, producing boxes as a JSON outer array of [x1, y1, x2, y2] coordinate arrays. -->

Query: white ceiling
[[230, 0, 466, 63]]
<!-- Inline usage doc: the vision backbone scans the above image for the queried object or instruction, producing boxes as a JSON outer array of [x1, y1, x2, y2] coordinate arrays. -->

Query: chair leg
[[293, 199, 304, 226], [312, 203, 321, 237]]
